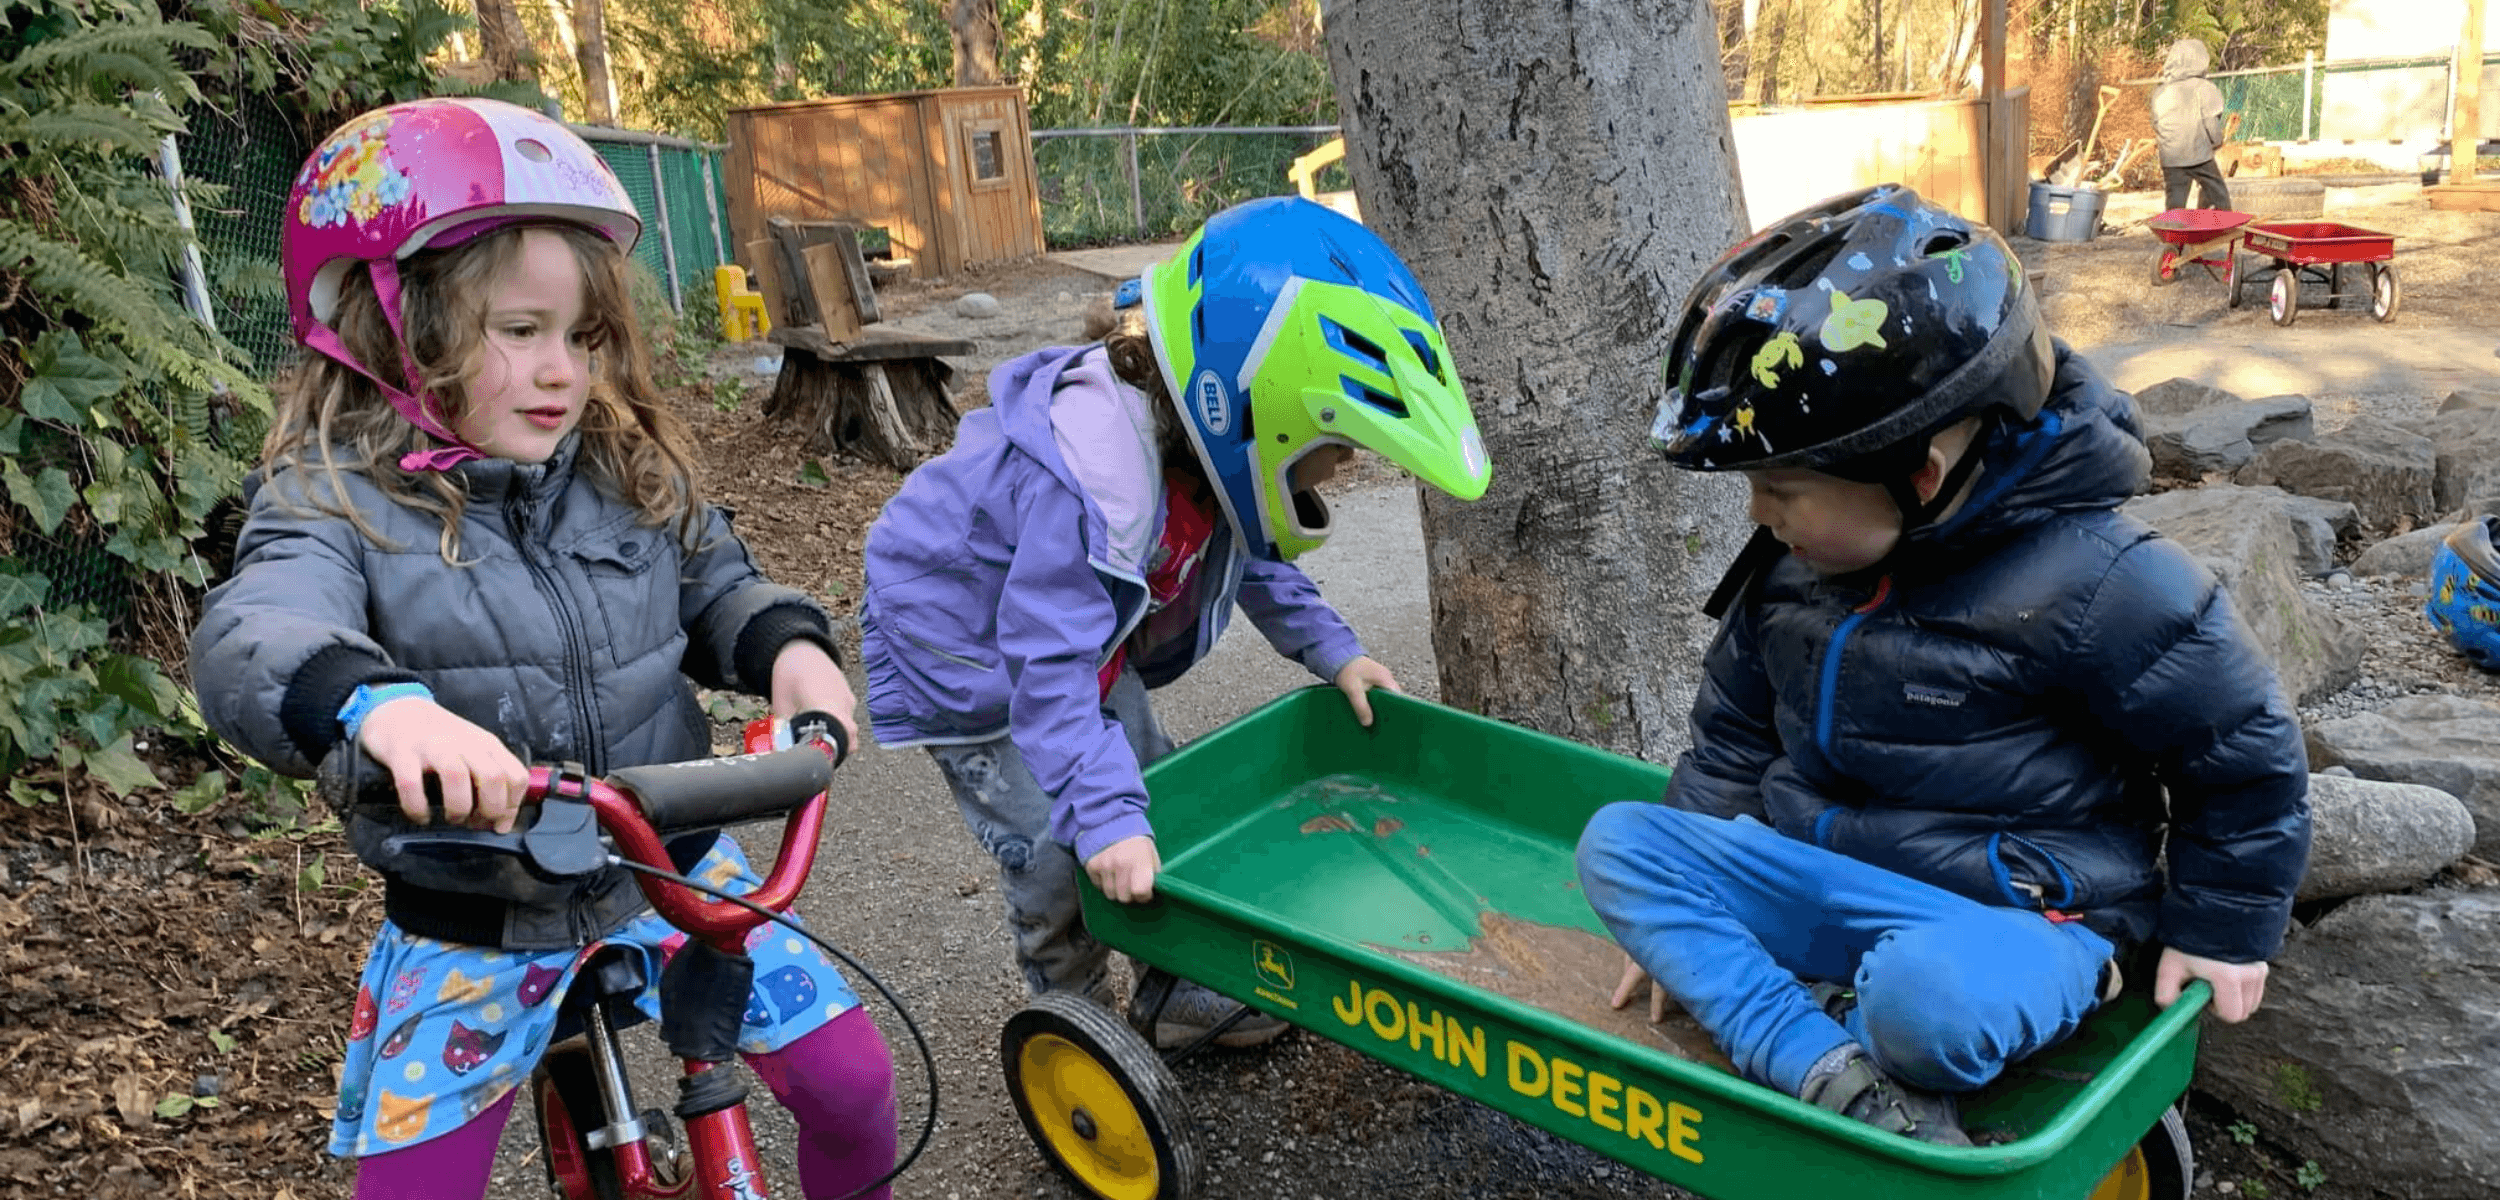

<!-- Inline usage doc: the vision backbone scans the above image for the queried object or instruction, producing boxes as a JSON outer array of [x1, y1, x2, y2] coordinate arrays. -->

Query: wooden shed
[[724, 86, 1045, 280]]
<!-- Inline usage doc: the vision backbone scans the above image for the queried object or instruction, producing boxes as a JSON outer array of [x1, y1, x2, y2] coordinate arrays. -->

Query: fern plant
[[0, 0, 263, 787]]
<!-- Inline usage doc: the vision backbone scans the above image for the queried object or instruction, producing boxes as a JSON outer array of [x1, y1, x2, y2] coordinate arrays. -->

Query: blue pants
[[1575, 803, 2112, 1096]]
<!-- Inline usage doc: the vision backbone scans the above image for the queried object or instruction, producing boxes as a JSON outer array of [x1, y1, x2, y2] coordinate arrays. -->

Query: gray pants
[[928, 669, 1174, 1003], [2162, 159, 2232, 211]]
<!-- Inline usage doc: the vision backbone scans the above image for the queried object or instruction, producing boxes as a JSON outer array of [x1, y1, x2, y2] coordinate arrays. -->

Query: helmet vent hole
[[1189, 245, 1205, 284], [1328, 252, 1358, 281], [1921, 232, 1969, 257], [1333, 324, 1387, 369], [1770, 231, 1848, 290], [515, 138, 552, 163], [1346, 381, 1409, 419], [1403, 331, 1443, 382]]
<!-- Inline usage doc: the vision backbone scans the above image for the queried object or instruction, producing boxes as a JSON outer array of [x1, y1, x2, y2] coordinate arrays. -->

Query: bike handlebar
[[318, 712, 852, 943]]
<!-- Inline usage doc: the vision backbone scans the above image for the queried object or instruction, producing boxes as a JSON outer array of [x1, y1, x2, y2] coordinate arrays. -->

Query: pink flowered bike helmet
[[283, 97, 641, 470]]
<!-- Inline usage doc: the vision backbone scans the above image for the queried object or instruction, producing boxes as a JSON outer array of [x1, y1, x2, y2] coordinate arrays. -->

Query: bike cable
[[608, 855, 937, 1200]]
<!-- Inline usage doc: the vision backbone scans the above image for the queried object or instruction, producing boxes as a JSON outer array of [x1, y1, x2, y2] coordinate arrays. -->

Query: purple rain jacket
[[860, 344, 1366, 860]]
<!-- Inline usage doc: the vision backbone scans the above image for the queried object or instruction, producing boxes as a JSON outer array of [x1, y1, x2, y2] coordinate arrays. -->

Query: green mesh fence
[[2212, 67, 2317, 144], [183, 94, 310, 379], [1033, 128, 1343, 248], [580, 134, 735, 314]]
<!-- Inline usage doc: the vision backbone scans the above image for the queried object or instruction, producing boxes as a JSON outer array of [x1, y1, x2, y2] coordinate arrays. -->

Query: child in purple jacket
[[859, 198, 1491, 1047]]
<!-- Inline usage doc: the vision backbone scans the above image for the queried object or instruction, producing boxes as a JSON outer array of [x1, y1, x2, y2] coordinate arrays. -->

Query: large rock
[[2308, 693, 2500, 858], [2401, 407, 2500, 514], [2298, 773, 2476, 901], [2130, 377, 2243, 417], [2263, 487, 2359, 576], [2350, 522, 2457, 579], [2235, 423, 2438, 537], [2123, 486, 2367, 704], [2195, 892, 2500, 1200], [2144, 396, 2315, 481], [2437, 388, 2500, 415]]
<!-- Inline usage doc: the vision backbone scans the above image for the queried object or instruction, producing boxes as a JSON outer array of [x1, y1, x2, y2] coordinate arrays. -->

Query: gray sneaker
[[1797, 1043, 1972, 1146], [1133, 974, 1289, 1050]]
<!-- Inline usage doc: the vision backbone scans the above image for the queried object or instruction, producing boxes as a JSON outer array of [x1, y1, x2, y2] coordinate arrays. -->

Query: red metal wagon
[[2232, 220, 2400, 326], [2146, 207, 2255, 287]]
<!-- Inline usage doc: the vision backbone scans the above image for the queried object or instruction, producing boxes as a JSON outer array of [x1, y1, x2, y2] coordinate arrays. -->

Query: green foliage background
[[0, 0, 498, 805]]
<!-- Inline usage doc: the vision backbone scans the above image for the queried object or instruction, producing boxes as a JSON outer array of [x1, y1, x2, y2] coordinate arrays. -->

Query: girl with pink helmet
[[190, 98, 896, 1198]]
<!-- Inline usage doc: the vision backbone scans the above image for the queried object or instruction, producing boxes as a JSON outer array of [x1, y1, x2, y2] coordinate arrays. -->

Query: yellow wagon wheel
[[2088, 1106, 2195, 1200], [1002, 991, 1202, 1200]]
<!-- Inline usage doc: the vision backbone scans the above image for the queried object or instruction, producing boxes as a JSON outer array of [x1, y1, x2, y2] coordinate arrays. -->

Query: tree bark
[[950, 0, 1004, 86], [474, 0, 537, 83], [571, 0, 618, 124], [1322, 0, 1752, 761]]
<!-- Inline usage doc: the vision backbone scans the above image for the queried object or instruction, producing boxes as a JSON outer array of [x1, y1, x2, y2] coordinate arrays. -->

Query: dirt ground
[[4, 183, 2496, 1200]]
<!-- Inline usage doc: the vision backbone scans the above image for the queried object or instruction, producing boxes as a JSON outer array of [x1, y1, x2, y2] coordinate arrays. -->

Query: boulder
[[2307, 693, 2500, 858], [2298, 773, 2475, 901], [2350, 522, 2457, 579], [2123, 485, 2366, 705], [2235, 423, 2438, 538], [953, 292, 1002, 319], [2262, 487, 2358, 576], [2143, 395, 2314, 481], [2195, 892, 2500, 1200], [2437, 388, 2500, 415], [2130, 377, 2243, 418], [2401, 407, 2500, 514]]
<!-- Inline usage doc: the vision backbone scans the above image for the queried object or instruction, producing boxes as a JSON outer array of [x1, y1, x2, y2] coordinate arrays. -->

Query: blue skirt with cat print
[[328, 834, 860, 1157]]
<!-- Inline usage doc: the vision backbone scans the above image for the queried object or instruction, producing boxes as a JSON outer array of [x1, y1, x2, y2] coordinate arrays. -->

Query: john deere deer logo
[[1253, 941, 1295, 990]]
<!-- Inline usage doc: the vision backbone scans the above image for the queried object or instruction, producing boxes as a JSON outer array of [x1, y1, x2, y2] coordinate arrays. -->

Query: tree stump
[[762, 325, 973, 472]]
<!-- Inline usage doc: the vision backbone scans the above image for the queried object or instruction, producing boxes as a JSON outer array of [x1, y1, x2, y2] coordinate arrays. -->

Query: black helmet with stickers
[[1651, 185, 2053, 494], [1652, 185, 2056, 616]]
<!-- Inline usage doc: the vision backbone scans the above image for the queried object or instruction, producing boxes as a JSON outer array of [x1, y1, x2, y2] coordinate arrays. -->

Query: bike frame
[[529, 750, 833, 1200]]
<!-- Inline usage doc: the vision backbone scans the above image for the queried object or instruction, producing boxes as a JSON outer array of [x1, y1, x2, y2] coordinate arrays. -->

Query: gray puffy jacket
[[191, 436, 833, 948]]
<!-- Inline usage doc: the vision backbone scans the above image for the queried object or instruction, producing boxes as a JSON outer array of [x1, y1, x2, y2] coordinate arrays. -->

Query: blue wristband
[[338, 682, 434, 741]]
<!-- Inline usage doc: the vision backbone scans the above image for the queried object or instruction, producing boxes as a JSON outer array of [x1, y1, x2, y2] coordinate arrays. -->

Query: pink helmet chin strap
[[303, 255, 484, 472]]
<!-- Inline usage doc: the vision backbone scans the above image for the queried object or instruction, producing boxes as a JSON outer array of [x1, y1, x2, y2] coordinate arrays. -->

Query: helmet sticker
[[299, 116, 411, 229], [1933, 246, 1970, 283], [1822, 291, 1890, 351], [1193, 369, 1231, 436], [1752, 332, 1803, 388], [1847, 252, 1874, 271], [1744, 287, 1789, 323], [1730, 403, 1768, 451]]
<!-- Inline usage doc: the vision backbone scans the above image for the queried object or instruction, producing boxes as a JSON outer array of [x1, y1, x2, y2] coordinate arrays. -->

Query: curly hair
[[1082, 297, 1194, 467], [262, 224, 706, 562]]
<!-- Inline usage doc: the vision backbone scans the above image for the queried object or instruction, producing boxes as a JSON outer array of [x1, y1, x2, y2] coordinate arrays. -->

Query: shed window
[[971, 129, 1005, 182]]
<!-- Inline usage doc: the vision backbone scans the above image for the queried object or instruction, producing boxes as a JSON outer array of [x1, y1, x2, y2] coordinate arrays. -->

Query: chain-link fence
[[2137, 53, 2500, 145], [577, 128, 736, 317], [1032, 125, 1345, 247]]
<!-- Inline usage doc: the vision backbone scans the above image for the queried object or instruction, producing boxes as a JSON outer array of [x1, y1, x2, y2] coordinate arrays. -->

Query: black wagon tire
[[1003, 990, 1202, 1200]]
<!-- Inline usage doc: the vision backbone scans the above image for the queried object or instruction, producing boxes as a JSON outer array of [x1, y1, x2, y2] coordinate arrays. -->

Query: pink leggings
[[352, 1006, 896, 1200]]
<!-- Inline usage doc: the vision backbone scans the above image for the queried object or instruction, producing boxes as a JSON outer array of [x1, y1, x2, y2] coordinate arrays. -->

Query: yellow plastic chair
[[715, 265, 771, 341]]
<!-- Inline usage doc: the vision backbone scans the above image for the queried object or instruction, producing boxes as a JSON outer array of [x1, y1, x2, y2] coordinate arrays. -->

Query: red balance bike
[[323, 714, 931, 1199]]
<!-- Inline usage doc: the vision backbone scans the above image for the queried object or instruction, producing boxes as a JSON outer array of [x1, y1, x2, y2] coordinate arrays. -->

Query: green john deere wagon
[[999, 689, 2205, 1200]]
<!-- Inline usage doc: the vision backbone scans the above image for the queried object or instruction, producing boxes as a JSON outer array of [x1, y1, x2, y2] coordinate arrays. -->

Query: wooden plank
[[2427, 181, 2500, 211], [766, 217, 821, 327], [743, 238, 788, 327], [801, 242, 864, 341], [2456, 0, 2486, 183], [770, 323, 978, 363]]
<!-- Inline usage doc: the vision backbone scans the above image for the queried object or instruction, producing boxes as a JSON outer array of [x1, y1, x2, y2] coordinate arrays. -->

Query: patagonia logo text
[[1194, 370, 1231, 436], [1903, 684, 1965, 708]]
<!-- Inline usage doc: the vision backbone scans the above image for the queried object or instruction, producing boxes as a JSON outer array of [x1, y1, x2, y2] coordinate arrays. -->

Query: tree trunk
[[1322, 0, 1753, 760], [474, 0, 537, 83], [950, 0, 1003, 86], [571, 0, 617, 124]]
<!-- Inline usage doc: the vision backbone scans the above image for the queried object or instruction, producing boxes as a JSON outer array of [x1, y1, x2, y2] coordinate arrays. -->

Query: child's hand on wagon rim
[[1335, 655, 1404, 727], [1086, 835, 1163, 903], [2155, 946, 2269, 1022], [357, 698, 531, 834]]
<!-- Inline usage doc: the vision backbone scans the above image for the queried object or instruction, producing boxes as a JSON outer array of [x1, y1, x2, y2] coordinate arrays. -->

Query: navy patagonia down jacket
[[1666, 344, 2311, 964]]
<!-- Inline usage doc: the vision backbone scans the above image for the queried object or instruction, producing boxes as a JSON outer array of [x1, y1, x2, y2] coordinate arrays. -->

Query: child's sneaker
[[1796, 1043, 1972, 1146], [1133, 973, 1289, 1050]]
